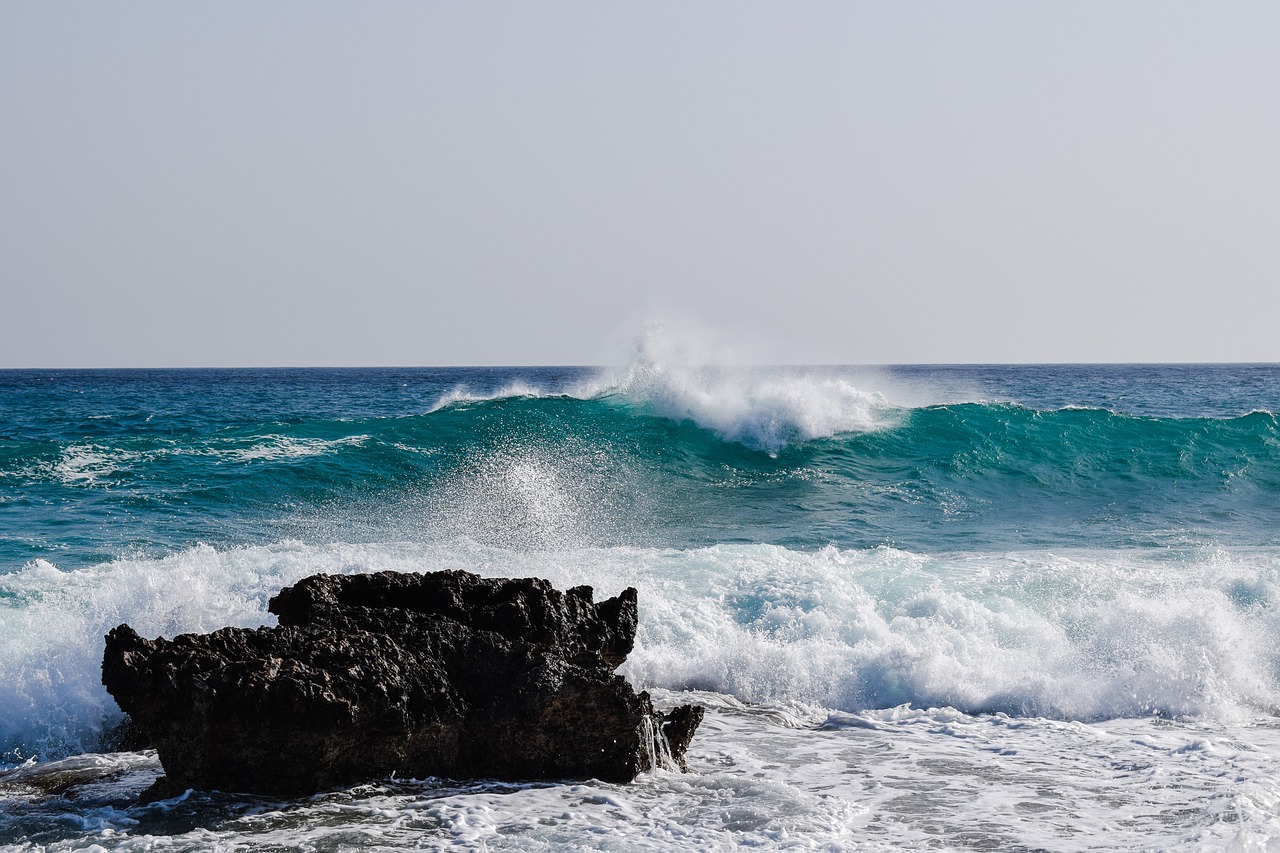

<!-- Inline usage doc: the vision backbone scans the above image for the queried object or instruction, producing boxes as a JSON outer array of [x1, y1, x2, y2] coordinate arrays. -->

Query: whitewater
[[2, 351, 1280, 850]]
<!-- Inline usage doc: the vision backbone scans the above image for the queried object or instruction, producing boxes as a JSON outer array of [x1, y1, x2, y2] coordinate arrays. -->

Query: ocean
[[2, 355, 1280, 851]]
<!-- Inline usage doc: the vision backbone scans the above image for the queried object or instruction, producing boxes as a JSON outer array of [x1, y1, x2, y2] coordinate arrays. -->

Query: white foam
[[213, 434, 369, 463], [0, 543, 433, 762], [427, 380, 550, 412], [426, 325, 899, 451], [6, 541, 1280, 849], [593, 325, 905, 451], [624, 544, 1280, 724], [5, 541, 1280, 767], [9, 436, 369, 489], [8, 699, 1280, 851], [609, 364, 892, 453], [52, 445, 142, 485]]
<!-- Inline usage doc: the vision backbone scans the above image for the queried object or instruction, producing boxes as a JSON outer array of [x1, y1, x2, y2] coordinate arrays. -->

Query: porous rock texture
[[101, 570, 702, 801]]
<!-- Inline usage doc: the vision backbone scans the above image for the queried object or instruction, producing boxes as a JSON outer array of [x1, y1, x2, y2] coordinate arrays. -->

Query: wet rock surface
[[102, 570, 702, 801]]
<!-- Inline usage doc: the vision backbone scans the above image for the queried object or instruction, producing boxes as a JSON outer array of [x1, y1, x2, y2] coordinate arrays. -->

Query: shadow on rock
[[102, 570, 703, 802]]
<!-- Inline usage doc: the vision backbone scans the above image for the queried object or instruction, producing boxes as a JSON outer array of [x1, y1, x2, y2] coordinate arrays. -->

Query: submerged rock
[[101, 570, 702, 801]]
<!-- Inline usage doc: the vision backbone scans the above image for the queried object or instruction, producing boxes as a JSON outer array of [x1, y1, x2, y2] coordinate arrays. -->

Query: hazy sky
[[2, 2, 1278, 367]]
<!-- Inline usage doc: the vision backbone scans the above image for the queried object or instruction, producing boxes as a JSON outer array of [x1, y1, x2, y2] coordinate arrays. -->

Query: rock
[[101, 570, 702, 800], [97, 714, 151, 753], [657, 703, 703, 772]]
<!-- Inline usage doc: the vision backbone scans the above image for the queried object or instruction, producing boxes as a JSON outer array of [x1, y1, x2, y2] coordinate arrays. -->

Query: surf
[[6, 540, 1280, 766]]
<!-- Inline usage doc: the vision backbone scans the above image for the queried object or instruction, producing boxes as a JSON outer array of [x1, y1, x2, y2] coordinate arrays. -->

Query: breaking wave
[[5, 541, 1280, 765]]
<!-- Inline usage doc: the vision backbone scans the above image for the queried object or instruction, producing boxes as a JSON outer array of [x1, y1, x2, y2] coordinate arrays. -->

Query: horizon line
[[2, 361, 1278, 371]]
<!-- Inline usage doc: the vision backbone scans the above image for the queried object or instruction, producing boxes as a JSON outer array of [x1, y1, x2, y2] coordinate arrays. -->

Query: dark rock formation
[[97, 714, 151, 753], [102, 570, 702, 801]]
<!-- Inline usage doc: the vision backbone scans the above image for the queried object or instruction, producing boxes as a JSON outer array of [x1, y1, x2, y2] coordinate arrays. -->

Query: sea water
[[2, 348, 1280, 850]]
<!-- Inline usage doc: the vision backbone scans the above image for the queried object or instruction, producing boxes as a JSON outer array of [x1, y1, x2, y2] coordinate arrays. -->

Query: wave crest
[[426, 327, 896, 451], [606, 362, 893, 453]]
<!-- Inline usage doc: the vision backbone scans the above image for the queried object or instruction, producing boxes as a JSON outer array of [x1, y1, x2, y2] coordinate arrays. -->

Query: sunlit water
[[3, 348, 1280, 850]]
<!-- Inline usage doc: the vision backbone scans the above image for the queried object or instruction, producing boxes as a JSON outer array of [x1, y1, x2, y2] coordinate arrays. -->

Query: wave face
[[2, 364, 1279, 571]]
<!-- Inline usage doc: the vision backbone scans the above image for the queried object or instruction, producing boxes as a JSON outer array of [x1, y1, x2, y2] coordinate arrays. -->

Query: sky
[[2, 2, 1278, 367]]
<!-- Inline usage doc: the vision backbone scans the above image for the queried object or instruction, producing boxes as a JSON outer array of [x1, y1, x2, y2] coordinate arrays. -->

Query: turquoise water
[[3, 364, 1278, 571], [3, 361, 1280, 850]]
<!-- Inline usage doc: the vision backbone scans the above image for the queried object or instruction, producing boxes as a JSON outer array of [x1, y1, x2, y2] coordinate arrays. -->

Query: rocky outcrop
[[102, 570, 702, 801]]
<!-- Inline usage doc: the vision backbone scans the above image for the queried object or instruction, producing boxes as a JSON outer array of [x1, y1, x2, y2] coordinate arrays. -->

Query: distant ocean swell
[[9, 389, 1279, 488], [3, 393, 1279, 560]]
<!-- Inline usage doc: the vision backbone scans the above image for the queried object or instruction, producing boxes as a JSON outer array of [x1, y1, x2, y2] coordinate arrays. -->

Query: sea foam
[[604, 362, 892, 453], [428, 325, 898, 452], [4, 540, 1280, 765]]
